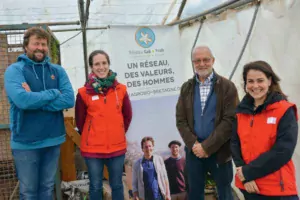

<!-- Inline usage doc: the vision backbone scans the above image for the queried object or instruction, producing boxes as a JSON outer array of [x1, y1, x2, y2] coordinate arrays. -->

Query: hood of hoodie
[[237, 92, 287, 115], [17, 53, 51, 65], [18, 53, 53, 90]]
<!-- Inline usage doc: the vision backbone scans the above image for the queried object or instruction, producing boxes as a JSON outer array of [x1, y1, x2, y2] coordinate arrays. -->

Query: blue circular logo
[[135, 27, 155, 48]]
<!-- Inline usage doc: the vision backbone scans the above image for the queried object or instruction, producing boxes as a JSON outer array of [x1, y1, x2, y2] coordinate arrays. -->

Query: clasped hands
[[236, 167, 260, 194], [192, 141, 208, 158], [192, 141, 260, 195]]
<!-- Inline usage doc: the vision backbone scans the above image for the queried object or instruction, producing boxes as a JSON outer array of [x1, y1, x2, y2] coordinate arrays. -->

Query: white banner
[[108, 26, 185, 165], [109, 26, 184, 100]]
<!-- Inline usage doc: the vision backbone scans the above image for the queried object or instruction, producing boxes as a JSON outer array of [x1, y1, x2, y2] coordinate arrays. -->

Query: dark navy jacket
[[193, 76, 217, 141]]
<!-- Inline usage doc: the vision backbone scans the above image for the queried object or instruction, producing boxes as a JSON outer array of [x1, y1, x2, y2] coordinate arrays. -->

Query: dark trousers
[[241, 190, 299, 200], [186, 147, 234, 200], [84, 154, 125, 200]]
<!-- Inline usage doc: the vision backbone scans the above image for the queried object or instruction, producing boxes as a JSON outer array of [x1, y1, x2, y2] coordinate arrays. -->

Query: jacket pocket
[[111, 122, 126, 146], [85, 118, 106, 146], [257, 170, 280, 185]]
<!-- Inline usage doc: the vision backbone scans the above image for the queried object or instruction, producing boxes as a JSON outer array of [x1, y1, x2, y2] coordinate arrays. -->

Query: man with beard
[[4, 27, 74, 199], [176, 46, 239, 200], [164, 140, 186, 200]]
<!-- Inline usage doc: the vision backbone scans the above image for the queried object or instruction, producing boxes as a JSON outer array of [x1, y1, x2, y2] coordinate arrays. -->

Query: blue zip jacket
[[4, 54, 74, 144]]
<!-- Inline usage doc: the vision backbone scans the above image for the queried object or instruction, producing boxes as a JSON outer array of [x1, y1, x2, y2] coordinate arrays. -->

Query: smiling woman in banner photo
[[231, 61, 299, 200], [75, 50, 133, 200]]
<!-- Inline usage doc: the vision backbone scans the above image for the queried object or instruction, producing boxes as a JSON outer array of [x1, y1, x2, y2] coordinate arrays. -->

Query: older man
[[176, 46, 238, 200]]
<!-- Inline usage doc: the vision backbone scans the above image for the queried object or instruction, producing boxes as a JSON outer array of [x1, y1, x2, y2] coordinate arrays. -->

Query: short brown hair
[[141, 136, 154, 149], [23, 27, 50, 52]]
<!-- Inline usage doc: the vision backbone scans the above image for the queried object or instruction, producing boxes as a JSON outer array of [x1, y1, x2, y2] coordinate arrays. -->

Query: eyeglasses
[[192, 58, 212, 64]]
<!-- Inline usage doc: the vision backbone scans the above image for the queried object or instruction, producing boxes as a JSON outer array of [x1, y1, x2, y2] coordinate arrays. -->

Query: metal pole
[[229, 1, 261, 80], [190, 17, 206, 73], [31, 21, 80, 26], [213, 0, 256, 15], [85, 0, 91, 28], [82, 27, 89, 82], [0, 21, 80, 31], [6, 21, 79, 27], [161, 0, 177, 25], [3, 27, 108, 34], [78, 0, 89, 81], [55, 162, 63, 200], [168, 0, 255, 26], [176, 0, 187, 21], [52, 26, 108, 32]]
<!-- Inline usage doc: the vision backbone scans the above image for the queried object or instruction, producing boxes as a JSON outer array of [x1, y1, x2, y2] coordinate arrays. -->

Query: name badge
[[92, 95, 99, 101], [267, 117, 277, 124]]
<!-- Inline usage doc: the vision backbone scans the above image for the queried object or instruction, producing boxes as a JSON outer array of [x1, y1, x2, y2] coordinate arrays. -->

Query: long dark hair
[[88, 50, 111, 67], [243, 60, 286, 98]]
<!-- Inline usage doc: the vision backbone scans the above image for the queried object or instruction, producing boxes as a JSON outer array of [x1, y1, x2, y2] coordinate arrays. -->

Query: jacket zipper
[[250, 115, 254, 127], [107, 124, 109, 150], [86, 120, 92, 145], [249, 112, 255, 162], [200, 83, 213, 116], [250, 110, 256, 127], [103, 95, 109, 150], [279, 169, 285, 191]]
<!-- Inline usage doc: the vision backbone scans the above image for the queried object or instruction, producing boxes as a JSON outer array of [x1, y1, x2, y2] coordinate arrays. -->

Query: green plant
[[50, 38, 60, 64], [205, 172, 216, 187]]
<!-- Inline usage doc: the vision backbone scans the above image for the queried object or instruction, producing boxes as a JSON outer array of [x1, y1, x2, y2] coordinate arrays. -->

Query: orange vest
[[78, 84, 127, 154], [235, 100, 298, 196]]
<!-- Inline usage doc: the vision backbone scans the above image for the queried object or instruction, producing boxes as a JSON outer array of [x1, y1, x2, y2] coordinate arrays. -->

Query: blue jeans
[[241, 190, 299, 200], [84, 154, 125, 200], [186, 147, 234, 200], [12, 145, 60, 200]]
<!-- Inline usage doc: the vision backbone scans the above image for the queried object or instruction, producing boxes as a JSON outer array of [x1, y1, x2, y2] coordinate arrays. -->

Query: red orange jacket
[[231, 92, 298, 196], [76, 82, 132, 154]]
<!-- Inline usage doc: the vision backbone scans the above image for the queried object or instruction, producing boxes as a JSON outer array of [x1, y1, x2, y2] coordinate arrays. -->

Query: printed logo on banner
[[135, 27, 155, 48]]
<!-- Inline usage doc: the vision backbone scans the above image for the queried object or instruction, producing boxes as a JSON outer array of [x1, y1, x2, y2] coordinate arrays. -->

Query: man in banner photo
[[164, 140, 186, 200], [176, 46, 239, 200]]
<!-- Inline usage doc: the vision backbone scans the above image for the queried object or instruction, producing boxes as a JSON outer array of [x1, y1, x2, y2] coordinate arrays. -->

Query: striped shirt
[[197, 72, 214, 112]]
